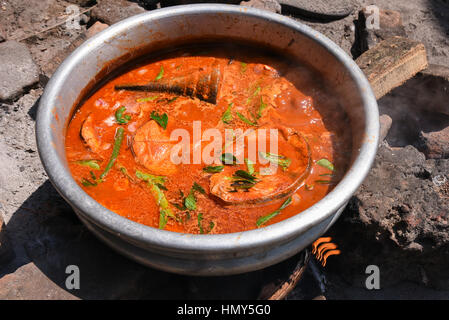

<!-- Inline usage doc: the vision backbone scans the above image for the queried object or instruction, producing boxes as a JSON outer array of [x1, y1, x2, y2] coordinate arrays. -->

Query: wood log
[[356, 36, 428, 100], [356, 37, 427, 99]]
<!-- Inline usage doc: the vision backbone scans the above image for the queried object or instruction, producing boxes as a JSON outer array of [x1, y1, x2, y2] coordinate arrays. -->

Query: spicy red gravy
[[65, 44, 351, 234]]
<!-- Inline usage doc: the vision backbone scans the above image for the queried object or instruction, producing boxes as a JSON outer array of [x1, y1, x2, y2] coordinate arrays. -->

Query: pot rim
[[36, 4, 379, 255]]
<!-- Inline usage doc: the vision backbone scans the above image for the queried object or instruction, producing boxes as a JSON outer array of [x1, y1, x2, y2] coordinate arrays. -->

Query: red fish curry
[[65, 44, 352, 234]]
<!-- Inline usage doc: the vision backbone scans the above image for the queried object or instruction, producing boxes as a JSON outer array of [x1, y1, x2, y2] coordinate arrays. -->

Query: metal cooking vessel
[[36, 4, 379, 275]]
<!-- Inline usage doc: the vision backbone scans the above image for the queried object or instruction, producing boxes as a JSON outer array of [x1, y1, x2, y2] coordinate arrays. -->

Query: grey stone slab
[[0, 41, 39, 101], [91, 0, 146, 25], [278, 0, 354, 19]]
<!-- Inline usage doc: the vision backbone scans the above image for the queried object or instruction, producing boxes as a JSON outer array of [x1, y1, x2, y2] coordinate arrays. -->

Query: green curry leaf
[[259, 151, 291, 171], [316, 158, 334, 171], [203, 165, 224, 173], [155, 65, 164, 81], [115, 106, 131, 124], [256, 197, 292, 227], [221, 103, 233, 124], [150, 111, 168, 129], [76, 160, 100, 170]]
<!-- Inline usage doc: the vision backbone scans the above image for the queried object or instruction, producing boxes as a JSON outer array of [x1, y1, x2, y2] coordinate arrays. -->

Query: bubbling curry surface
[[65, 44, 352, 234]]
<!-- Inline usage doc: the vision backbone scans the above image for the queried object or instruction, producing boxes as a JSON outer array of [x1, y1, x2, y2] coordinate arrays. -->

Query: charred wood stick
[[258, 250, 310, 300], [115, 83, 185, 96]]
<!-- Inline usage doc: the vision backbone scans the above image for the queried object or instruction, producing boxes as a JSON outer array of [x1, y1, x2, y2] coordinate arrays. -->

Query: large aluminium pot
[[36, 4, 379, 275]]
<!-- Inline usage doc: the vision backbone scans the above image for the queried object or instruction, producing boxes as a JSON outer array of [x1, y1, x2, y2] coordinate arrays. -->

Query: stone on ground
[[328, 143, 449, 288], [379, 114, 392, 142], [85, 21, 109, 39], [91, 0, 146, 25], [419, 126, 449, 160], [278, 0, 354, 19], [0, 41, 39, 101], [0, 263, 77, 300]]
